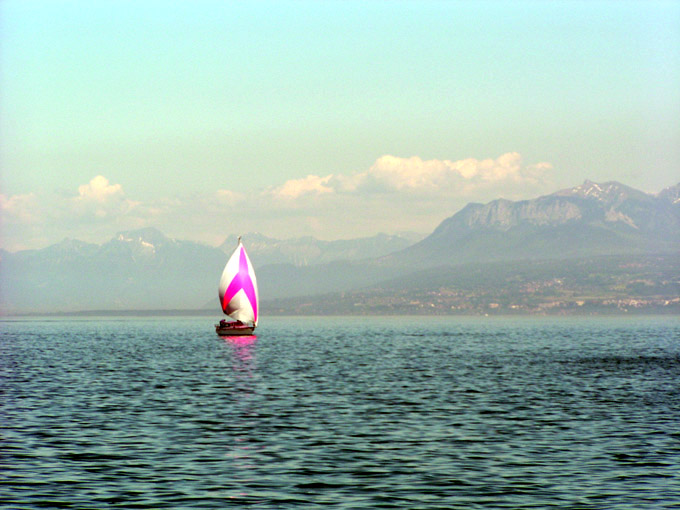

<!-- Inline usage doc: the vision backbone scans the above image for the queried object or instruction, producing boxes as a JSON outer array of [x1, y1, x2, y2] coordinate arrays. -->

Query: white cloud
[[69, 176, 137, 220], [268, 174, 335, 199], [1, 176, 144, 250], [365, 155, 451, 191], [0, 192, 41, 224], [364, 152, 551, 191], [77, 175, 123, 201], [267, 152, 553, 198]]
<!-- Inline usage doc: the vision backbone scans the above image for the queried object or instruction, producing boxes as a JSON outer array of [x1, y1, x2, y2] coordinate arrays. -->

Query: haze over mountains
[[0, 229, 417, 313], [1, 180, 678, 314]]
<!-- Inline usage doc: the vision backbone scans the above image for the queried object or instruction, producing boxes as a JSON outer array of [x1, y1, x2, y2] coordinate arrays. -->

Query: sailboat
[[215, 236, 259, 336]]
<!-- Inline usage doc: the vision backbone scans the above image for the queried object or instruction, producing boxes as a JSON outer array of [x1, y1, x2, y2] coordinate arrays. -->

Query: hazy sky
[[2, 0, 679, 251]]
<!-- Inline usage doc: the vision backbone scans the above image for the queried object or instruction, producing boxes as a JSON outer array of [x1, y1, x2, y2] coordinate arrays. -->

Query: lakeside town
[[266, 288, 680, 316], [265, 254, 680, 316]]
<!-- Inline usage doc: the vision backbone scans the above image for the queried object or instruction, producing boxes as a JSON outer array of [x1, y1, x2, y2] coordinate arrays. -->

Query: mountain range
[[1, 180, 678, 314], [384, 180, 680, 266], [0, 229, 416, 313]]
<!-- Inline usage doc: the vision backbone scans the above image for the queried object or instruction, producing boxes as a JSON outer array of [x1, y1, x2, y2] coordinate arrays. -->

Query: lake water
[[1, 316, 679, 509]]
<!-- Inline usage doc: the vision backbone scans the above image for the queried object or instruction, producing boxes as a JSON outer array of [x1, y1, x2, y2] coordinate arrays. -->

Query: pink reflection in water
[[226, 335, 257, 348], [226, 335, 257, 363], [224, 335, 257, 372], [222, 334, 260, 501]]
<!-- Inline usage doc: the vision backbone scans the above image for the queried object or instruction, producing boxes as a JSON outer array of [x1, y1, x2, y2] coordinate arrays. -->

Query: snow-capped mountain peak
[[114, 227, 173, 251], [553, 180, 650, 205]]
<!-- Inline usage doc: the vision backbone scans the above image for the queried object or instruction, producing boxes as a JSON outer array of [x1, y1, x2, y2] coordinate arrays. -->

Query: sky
[[1, 0, 679, 251]]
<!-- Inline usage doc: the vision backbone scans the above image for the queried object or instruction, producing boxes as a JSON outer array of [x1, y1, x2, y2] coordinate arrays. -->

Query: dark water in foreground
[[1, 316, 679, 509]]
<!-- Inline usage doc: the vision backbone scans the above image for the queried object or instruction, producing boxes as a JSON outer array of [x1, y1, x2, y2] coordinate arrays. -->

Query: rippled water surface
[[2, 316, 680, 508]]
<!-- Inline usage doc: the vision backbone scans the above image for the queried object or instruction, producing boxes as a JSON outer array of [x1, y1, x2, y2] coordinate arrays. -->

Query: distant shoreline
[[2, 308, 678, 318]]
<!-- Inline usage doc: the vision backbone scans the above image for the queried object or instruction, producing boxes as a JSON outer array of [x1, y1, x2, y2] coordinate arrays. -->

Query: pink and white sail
[[218, 239, 259, 326]]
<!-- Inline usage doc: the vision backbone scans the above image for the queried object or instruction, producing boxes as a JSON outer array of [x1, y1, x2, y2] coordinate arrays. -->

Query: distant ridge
[[219, 232, 419, 267]]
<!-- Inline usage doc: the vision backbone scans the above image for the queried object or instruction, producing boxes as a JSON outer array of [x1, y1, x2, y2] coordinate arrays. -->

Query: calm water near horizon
[[1, 316, 679, 509]]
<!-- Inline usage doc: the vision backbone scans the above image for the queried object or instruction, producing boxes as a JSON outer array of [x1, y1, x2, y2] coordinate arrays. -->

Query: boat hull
[[215, 323, 255, 336]]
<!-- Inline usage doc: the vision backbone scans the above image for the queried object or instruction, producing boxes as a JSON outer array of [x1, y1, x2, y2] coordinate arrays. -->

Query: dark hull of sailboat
[[215, 323, 255, 336]]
